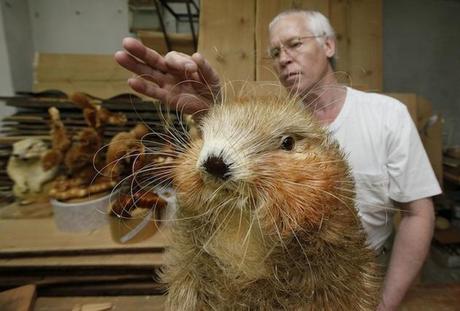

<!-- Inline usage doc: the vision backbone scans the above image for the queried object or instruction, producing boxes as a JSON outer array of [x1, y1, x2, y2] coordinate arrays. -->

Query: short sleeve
[[385, 102, 441, 202]]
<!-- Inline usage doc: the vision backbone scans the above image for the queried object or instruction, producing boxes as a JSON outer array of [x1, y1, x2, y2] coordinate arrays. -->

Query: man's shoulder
[[347, 87, 407, 113]]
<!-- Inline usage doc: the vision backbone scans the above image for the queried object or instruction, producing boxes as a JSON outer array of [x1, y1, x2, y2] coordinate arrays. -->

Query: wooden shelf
[[0, 218, 169, 257]]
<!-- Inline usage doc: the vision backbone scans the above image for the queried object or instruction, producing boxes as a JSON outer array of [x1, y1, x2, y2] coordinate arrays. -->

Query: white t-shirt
[[328, 87, 442, 250]]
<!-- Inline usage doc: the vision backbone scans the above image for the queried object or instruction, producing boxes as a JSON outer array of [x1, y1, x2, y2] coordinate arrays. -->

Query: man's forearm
[[378, 198, 435, 310]]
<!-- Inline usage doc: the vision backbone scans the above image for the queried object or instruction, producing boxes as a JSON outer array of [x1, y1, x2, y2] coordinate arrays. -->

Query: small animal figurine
[[164, 96, 381, 310], [7, 138, 57, 198], [44, 93, 126, 201]]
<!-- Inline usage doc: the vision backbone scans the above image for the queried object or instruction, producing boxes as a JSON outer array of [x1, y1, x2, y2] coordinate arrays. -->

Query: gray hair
[[269, 10, 337, 69]]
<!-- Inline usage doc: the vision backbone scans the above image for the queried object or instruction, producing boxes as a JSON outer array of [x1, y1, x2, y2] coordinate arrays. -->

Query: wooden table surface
[[0, 217, 169, 256], [400, 283, 460, 311], [35, 296, 166, 311], [1, 215, 459, 310], [33, 283, 460, 311]]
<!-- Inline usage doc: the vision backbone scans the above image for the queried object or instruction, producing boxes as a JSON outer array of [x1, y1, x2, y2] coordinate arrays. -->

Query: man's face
[[269, 14, 334, 95]]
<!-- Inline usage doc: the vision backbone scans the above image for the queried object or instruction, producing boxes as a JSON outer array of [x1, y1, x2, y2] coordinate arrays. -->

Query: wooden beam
[[34, 54, 130, 83], [347, 0, 382, 91], [330, 0, 351, 85], [198, 0, 256, 83], [0, 285, 36, 311]]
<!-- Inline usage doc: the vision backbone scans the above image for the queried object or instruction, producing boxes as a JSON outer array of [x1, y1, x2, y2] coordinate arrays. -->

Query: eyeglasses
[[268, 35, 325, 59]]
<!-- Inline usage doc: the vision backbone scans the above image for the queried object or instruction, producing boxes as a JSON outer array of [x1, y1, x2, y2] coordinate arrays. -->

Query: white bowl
[[51, 192, 115, 232]]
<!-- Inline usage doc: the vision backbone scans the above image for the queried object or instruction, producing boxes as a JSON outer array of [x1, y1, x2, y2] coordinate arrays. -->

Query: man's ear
[[323, 37, 336, 58]]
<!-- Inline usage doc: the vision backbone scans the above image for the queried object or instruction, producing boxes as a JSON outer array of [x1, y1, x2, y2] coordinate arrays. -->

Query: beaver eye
[[280, 135, 295, 151]]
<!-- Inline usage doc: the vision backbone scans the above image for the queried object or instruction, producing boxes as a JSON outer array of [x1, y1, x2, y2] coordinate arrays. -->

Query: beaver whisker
[[254, 195, 307, 272], [171, 205, 217, 223], [262, 175, 351, 209], [247, 189, 269, 247], [276, 209, 315, 276], [238, 211, 258, 265], [163, 123, 190, 150], [202, 201, 236, 247], [332, 187, 401, 213], [252, 191, 306, 266], [142, 130, 186, 150]]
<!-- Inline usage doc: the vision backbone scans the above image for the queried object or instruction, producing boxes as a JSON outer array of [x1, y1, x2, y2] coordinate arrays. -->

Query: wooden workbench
[[1, 213, 460, 310], [32, 283, 460, 311], [0, 216, 168, 296]]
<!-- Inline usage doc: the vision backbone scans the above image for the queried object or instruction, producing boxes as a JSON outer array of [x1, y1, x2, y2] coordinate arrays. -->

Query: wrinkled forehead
[[269, 13, 312, 47]]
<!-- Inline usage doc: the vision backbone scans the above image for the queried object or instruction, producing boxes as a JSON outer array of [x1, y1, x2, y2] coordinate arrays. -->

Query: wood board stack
[[0, 217, 169, 297], [0, 91, 179, 140], [0, 144, 13, 205]]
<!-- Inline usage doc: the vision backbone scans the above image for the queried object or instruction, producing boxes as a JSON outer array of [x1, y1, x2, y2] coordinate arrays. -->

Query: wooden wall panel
[[255, 0, 291, 82], [34, 54, 130, 83], [34, 81, 136, 100], [329, 0, 350, 82], [33, 53, 137, 98], [197, 0, 382, 90], [198, 0, 256, 83], [348, 0, 382, 91]]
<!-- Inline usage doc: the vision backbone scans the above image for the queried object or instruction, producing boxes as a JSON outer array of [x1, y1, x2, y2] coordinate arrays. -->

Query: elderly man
[[115, 9, 441, 310]]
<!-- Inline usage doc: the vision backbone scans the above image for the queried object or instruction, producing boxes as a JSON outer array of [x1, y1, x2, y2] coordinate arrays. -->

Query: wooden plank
[[34, 54, 131, 82], [401, 284, 460, 310], [34, 81, 141, 100], [0, 136, 51, 144], [0, 218, 169, 257], [444, 170, 460, 185], [38, 280, 165, 297], [433, 228, 460, 245], [347, 0, 382, 91], [0, 201, 53, 219], [255, 0, 330, 81], [34, 283, 460, 310], [255, 0, 291, 82], [1, 274, 155, 287], [138, 31, 195, 56], [0, 285, 36, 311], [330, 0, 350, 82], [33, 53, 154, 99], [198, 0, 256, 82], [0, 252, 163, 269], [35, 296, 166, 311]]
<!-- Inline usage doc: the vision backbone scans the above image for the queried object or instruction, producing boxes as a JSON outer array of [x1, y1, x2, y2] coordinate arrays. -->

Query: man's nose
[[278, 48, 292, 66]]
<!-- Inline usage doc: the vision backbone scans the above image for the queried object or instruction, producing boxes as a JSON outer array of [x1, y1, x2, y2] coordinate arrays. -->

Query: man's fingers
[[192, 53, 220, 87], [128, 78, 211, 115], [164, 51, 200, 81], [122, 37, 168, 73], [115, 51, 167, 86], [128, 78, 168, 102]]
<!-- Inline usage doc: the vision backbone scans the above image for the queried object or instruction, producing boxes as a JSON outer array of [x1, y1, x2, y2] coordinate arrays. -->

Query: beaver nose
[[202, 155, 231, 180]]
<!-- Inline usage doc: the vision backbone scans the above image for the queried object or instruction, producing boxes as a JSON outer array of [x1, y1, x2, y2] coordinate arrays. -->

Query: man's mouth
[[283, 72, 302, 83]]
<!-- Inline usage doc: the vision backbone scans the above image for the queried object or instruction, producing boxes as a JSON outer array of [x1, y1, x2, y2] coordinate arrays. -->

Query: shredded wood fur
[[164, 96, 381, 310]]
